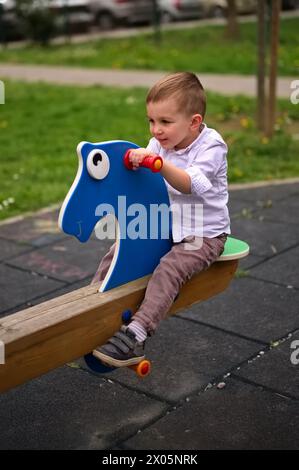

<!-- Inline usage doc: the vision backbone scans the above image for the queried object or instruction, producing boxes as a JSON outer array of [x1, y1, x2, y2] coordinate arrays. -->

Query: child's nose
[[153, 125, 162, 135]]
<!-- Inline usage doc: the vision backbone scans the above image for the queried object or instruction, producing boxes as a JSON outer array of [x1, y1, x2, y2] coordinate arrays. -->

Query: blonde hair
[[146, 72, 206, 118]]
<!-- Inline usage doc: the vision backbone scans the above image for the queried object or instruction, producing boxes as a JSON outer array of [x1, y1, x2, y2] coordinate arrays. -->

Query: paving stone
[[250, 245, 299, 289], [8, 237, 113, 282], [0, 264, 64, 315], [235, 331, 299, 399], [229, 183, 299, 203], [178, 278, 299, 343], [0, 239, 32, 261], [237, 253, 265, 270], [4, 276, 93, 315], [123, 378, 299, 450], [250, 194, 299, 226], [0, 209, 65, 246], [0, 366, 167, 450], [228, 199, 258, 220], [81, 316, 261, 404], [231, 216, 299, 257], [229, 190, 257, 203]]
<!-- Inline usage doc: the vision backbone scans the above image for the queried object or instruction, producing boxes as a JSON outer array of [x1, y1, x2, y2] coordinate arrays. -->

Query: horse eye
[[93, 153, 102, 165], [87, 150, 110, 180]]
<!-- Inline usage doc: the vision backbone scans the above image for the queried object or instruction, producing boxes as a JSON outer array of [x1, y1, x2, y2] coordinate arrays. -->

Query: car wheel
[[97, 12, 115, 30]]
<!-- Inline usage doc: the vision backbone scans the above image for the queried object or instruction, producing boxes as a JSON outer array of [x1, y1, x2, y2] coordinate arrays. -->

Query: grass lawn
[[0, 80, 298, 221], [0, 18, 298, 76]]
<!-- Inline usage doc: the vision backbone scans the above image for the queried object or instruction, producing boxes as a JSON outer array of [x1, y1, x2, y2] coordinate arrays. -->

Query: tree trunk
[[265, 0, 281, 138], [257, 0, 267, 132], [226, 0, 239, 39], [151, 0, 161, 44]]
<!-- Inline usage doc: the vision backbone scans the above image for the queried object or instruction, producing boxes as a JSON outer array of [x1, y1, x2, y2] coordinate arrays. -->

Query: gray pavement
[[0, 181, 299, 450], [0, 63, 295, 97]]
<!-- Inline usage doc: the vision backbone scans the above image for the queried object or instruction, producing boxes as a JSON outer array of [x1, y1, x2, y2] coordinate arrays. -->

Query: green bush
[[15, 0, 56, 45]]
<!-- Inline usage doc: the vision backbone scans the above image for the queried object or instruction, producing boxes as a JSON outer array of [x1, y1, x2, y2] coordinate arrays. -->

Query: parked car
[[49, 0, 93, 33], [87, 0, 154, 30], [200, 0, 257, 18], [158, 0, 204, 23], [0, 0, 93, 41]]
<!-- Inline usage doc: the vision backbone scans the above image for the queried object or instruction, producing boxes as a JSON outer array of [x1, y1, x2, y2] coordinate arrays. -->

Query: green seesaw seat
[[218, 236, 250, 262]]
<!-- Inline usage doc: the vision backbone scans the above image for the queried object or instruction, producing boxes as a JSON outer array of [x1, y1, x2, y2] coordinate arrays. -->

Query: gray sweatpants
[[91, 234, 227, 335]]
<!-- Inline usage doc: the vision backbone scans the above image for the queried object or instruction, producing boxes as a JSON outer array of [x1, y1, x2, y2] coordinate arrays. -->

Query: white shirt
[[147, 124, 231, 242]]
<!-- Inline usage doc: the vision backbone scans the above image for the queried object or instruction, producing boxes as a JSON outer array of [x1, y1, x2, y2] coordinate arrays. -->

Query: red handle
[[124, 149, 163, 173]]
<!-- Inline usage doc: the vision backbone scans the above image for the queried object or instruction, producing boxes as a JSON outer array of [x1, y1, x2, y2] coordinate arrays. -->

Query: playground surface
[[0, 181, 298, 450]]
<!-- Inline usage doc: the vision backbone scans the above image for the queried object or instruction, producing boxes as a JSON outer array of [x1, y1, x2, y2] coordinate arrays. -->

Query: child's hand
[[128, 148, 155, 170]]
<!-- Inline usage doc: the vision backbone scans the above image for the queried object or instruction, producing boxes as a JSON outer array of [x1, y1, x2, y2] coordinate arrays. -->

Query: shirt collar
[[168, 123, 207, 156]]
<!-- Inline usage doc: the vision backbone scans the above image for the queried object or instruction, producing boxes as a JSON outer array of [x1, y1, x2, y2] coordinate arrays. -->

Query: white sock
[[128, 321, 147, 342]]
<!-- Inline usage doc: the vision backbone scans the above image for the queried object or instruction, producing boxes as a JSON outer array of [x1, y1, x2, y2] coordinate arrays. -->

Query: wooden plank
[[0, 260, 238, 393]]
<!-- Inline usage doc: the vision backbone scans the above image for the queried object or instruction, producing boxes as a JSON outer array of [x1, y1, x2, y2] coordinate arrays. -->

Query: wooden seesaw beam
[[0, 259, 238, 393]]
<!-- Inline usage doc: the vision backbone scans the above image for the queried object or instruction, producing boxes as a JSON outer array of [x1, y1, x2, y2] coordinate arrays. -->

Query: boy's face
[[146, 98, 202, 151]]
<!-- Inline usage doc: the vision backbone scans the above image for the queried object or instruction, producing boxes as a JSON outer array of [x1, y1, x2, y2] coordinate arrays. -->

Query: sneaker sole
[[92, 350, 145, 368]]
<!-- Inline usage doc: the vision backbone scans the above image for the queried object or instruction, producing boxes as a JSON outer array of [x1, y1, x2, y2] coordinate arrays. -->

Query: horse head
[[59, 140, 172, 291]]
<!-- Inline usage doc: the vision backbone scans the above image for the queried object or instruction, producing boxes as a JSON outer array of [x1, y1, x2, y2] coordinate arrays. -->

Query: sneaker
[[92, 325, 145, 368]]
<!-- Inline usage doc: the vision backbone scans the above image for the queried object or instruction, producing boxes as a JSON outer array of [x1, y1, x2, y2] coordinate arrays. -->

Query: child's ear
[[191, 114, 203, 130]]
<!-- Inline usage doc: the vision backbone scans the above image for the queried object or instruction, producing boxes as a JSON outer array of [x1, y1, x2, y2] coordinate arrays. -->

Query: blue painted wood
[[59, 140, 172, 292]]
